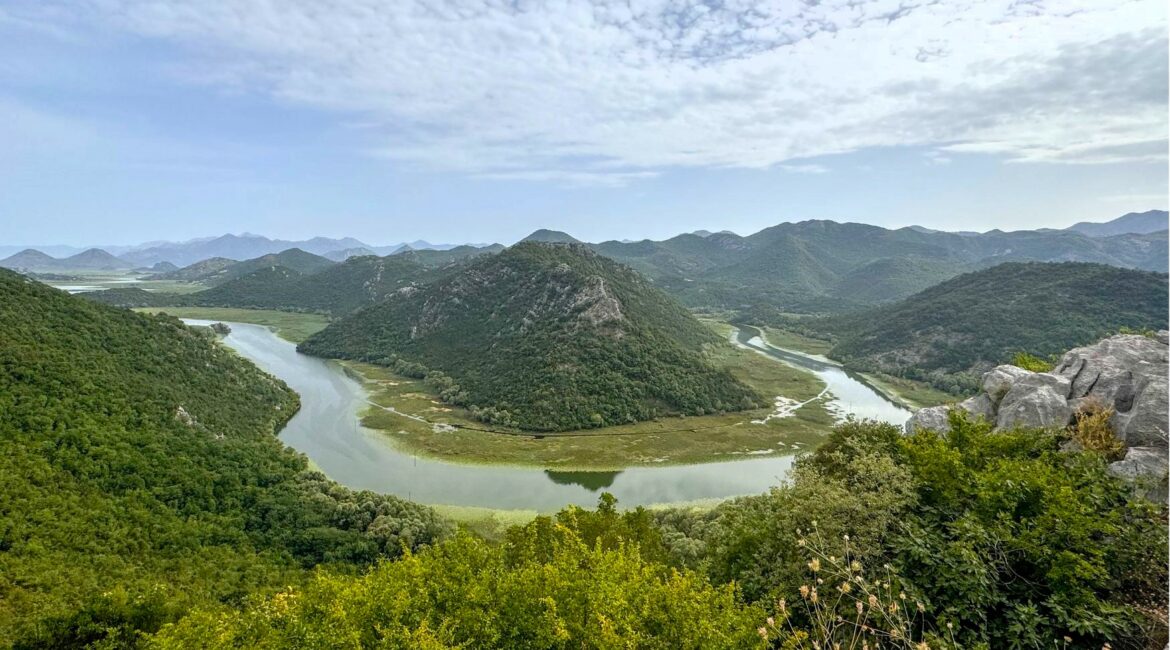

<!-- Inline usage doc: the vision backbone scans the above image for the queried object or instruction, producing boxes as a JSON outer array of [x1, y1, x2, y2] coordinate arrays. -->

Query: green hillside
[[299, 243, 763, 431], [592, 219, 1169, 313], [147, 249, 334, 286], [0, 270, 447, 645], [811, 262, 1170, 392]]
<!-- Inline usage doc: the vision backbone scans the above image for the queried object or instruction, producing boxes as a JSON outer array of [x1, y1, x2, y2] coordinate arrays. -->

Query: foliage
[[1012, 351, 1054, 372], [1069, 399, 1124, 460], [758, 526, 957, 649], [299, 243, 763, 431], [0, 270, 449, 646], [807, 262, 1168, 393], [674, 416, 1168, 649], [151, 515, 767, 649]]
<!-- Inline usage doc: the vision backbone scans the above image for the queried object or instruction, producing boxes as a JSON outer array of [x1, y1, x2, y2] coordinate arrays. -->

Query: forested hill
[[591, 218, 1168, 314], [0, 270, 448, 646], [300, 242, 763, 431], [806, 262, 1170, 392]]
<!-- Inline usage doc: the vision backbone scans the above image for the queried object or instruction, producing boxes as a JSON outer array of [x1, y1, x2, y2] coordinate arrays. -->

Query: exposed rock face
[[905, 332, 1169, 501]]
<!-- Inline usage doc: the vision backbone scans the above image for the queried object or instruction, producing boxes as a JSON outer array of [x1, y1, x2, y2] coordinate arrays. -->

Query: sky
[[1, 0, 1167, 247]]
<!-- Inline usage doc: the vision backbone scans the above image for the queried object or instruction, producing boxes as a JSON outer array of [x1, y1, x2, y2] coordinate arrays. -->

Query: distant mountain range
[[1064, 210, 1168, 238], [0, 248, 135, 272], [2, 210, 1164, 272], [0, 234, 471, 269]]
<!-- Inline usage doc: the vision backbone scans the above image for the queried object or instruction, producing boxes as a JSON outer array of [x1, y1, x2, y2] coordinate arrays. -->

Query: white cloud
[[10, 0, 1168, 183]]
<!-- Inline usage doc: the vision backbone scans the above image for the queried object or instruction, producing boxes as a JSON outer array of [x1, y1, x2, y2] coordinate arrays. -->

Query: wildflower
[[899, 592, 906, 600], [758, 627, 767, 638], [1063, 638, 1072, 644], [844, 533, 850, 541], [839, 581, 852, 594], [810, 588, 819, 604], [778, 599, 787, 613], [809, 558, 821, 572], [888, 602, 899, 614], [856, 601, 864, 614], [850, 560, 863, 572], [946, 622, 953, 630], [917, 602, 925, 613], [800, 585, 810, 599], [766, 617, 775, 627], [868, 594, 879, 608], [916, 643, 930, 650]]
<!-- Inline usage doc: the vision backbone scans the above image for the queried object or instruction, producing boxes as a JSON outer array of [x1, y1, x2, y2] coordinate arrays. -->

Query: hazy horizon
[[2, 208, 1167, 252]]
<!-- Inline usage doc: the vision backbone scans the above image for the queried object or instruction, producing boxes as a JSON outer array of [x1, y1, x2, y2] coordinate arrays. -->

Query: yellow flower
[[809, 558, 821, 572]]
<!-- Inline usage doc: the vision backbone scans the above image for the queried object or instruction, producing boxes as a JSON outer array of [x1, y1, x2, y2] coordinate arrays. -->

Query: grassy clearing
[[760, 327, 835, 355], [349, 333, 834, 469], [857, 371, 955, 408], [133, 307, 330, 343]]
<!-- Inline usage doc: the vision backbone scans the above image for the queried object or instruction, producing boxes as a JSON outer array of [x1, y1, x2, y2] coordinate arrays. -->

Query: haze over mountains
[[4, 210, 1165, 273]]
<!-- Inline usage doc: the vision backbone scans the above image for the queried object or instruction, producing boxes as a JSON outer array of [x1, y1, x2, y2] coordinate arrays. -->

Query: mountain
[[323, 246, 378, 261], [148, 248, 335, 286], [807, 262, 1170, 393], [187, 254, 454, 315], [148, 256, 237, 282], [61, 248, 134, 270], [119, 233, 373, 267], [1066, 210, 1168, 237], [395, 243, 505, 267], [0, 248, 59, 271], [299, 242, 762, 431], [147, 260, 178, 272], [0, 247, 133, 271], [520, 229, 581, 244], [0, 269, 446, 644], [590, 216, 1170, 314]]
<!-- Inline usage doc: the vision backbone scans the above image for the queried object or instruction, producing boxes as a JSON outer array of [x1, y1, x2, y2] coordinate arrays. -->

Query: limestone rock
[[981, 365, 1033, 405], [996, 382, 1073, 430], [1107, 446, 1168, 503], [957, 394, 995, 421], [905, 405, 952, 435]]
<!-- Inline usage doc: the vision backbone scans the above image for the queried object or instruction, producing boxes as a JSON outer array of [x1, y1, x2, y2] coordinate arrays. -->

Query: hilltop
[[0, 269, 447, 644], [805, 262, 1170, 392], [1066, 209, 1168, 237], [300, 242, 763, 431], [520, 229, 581, 244], [148, 248, 334, 286], [0, 247, 133, 272], [590, 216, 1169, 313]]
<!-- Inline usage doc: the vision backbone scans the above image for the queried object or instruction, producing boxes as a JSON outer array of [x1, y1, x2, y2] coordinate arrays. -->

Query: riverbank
[[164, 306, 838, 468], [137, 307, 329, 342], [751, 325, 951, 409]]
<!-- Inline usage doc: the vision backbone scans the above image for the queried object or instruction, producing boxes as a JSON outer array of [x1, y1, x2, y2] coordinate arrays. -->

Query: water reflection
[[544, 470, 622, 491]]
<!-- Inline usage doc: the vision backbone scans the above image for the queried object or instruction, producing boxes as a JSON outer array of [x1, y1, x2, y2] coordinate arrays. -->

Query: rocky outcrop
[[905, 332, 1169, 501]]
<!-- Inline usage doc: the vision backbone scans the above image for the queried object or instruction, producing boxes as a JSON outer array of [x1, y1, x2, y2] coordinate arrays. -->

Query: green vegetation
[[150, 248, 335, 286], [142, 416, 1167, 649], [348, 335, 832, 468], [806, 262, 1169, 394], [89, 253, 465, 317], [1012, 350, 1054, 372], [593, 220, 1168, 315], [301, 243, 765, 432], [0, 270, 448, 646], [132, 307, 329, 343], [153, 501, 766, 649]]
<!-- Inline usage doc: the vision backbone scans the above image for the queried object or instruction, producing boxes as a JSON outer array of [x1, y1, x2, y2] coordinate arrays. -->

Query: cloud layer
[[16, 0, 1170, 183]]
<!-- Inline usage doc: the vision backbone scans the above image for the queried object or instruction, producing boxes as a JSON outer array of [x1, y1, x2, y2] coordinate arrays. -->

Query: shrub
[[1069, 399, 1123, 460], [1012, 351, 1053, 372]]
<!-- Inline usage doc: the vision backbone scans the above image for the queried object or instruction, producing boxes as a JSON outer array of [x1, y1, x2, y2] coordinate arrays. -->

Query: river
[[185, 319, 908, 511]]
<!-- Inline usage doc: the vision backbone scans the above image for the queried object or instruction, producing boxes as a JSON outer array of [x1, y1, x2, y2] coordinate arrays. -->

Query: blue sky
[[1, 0, 1166, 247]]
